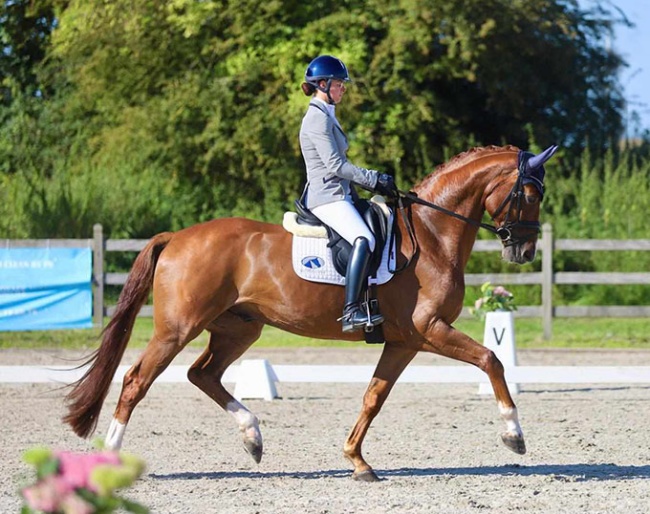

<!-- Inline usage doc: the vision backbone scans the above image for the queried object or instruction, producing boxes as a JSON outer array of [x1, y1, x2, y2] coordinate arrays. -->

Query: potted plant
[[469, 282, 517, 320], [470, 282, 519, 394]]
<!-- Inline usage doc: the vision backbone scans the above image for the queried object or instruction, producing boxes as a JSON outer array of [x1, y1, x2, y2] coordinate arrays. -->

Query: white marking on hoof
[[226, 400, 263, 451], [498, 402, 523, 438], [105, 418, 126, 450]]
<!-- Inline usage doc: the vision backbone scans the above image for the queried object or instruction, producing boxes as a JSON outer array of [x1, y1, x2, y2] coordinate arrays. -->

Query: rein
[[389, 163, 541, 274], [398, 190, 503, 236]]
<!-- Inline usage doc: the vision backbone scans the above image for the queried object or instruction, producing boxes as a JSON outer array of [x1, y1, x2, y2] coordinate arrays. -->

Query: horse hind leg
[[105, 322, 206, 451], [187, 312, 265, 463]]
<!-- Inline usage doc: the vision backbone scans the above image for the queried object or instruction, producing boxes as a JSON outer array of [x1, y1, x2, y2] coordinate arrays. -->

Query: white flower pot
[[478, 310, 519, 395]]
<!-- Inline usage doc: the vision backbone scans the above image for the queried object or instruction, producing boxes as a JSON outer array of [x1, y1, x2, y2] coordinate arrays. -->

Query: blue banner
[[0, 248, 92, 331]]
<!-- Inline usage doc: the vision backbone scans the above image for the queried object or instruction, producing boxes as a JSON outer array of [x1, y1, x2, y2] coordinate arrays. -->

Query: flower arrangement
[[20, 444, 147, 514], [469, 282, 517, 320]]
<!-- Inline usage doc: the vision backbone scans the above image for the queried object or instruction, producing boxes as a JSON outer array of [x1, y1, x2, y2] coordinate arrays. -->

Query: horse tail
[[63, 231, 174, 438]]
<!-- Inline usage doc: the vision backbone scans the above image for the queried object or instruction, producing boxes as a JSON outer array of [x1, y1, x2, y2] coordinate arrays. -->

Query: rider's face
[[330, 80, 345, 104], [326, 79, 346, 104]]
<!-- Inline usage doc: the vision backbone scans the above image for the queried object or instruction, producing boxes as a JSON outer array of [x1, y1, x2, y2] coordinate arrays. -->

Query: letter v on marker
[[492, 327, 506, 346]]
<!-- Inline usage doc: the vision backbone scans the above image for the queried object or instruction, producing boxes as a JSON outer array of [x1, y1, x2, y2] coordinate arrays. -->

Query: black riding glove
[[374, 173, 398, 198]]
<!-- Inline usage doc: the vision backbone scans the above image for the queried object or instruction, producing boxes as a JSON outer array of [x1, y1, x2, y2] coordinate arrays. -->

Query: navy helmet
[[305, 55, 351, 85]]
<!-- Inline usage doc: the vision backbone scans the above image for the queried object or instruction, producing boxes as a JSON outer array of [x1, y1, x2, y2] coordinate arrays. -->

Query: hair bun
[[301, 82, 316, 96]]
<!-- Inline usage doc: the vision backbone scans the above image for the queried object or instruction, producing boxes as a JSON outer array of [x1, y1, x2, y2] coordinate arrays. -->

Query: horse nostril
[[522, 248, 535, 262]]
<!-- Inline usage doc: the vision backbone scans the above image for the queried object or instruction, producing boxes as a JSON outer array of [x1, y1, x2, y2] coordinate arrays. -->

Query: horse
[[64, 144, 558, 482]]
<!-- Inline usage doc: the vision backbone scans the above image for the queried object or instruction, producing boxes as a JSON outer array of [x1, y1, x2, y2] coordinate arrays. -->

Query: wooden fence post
[[93, 224, 104, 328], [541, 223, 553, 340]]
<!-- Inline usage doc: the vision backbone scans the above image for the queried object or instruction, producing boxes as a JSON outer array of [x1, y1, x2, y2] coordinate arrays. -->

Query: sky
[[581, 0, 650, 134]]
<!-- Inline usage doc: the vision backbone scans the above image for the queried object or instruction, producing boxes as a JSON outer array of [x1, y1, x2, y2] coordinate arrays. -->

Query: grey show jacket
[[299, 99, 379, 210]]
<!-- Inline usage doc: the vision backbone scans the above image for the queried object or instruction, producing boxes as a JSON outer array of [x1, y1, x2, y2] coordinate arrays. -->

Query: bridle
[[485, 163, 542, 247], [389, 157, 541, 273]]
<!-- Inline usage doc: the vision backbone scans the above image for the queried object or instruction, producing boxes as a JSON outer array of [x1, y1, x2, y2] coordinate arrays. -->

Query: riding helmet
[[305, 55, 351, 85]]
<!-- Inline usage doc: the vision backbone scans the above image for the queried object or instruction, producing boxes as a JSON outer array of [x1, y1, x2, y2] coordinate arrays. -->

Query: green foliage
[[0, 0, 59, 103], [542, 147, 650, 306], [2, 318, 650, 349], [454, 316, 650, 349], [0, 0, 636, 240]]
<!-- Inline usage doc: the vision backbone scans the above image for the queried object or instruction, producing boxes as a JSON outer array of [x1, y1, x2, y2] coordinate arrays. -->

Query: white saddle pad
[[290, 216, 397, 286]]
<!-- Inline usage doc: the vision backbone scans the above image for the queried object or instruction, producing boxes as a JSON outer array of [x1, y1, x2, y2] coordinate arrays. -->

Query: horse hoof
[[501, 432, 526, 455], [352, 470, 381, 482], [244, 440, 263, 463]]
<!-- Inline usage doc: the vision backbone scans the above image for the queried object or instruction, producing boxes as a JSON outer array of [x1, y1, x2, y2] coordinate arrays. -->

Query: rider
[[299, 55, 398, 333]]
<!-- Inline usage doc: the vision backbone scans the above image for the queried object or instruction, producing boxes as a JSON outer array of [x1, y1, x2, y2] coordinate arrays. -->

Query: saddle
[[284, 197, 393, 344], [291, 197, 391, 277]]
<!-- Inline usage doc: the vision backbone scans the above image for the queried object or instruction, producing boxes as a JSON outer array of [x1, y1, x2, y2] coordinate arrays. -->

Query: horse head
[[485, 145, 558, 264]]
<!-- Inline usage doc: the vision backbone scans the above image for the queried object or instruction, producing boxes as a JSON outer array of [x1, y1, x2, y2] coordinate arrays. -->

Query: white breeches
[[311, 200, 376, 251]]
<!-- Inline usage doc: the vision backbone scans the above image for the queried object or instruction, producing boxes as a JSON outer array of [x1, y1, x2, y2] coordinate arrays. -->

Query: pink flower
[[56, 450, 121, 492], [22, 475, 74, 512], [474, 298, 484, 309], [22, 446, 147, 514], [493, 286, 512, 297]]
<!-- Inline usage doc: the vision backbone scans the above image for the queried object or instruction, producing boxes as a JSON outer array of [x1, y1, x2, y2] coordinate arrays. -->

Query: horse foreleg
[[422, 321, 526, 455], [344, 344, 417, 481], [187, 315, 265, 463]]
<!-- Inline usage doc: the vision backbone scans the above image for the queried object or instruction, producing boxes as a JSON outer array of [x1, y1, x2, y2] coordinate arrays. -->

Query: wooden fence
[[4, 223, 650, 340]]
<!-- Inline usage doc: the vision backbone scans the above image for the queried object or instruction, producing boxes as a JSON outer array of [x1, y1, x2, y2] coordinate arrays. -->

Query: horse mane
[[415, 145, 520, 192]]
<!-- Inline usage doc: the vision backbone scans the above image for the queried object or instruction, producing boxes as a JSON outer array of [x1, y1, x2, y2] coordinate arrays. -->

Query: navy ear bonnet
[[517, 145, 559, 199]]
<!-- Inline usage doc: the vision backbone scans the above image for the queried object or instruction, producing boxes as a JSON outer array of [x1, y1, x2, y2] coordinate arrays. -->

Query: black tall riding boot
[[341, 237, 384, 333]]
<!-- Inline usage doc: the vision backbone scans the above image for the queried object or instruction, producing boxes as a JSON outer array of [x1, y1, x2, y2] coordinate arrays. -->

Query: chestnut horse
[[64, 144, 557, 481]]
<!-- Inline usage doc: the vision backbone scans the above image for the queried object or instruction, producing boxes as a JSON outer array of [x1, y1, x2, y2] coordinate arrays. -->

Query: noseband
[[488, 171, 541, 247]]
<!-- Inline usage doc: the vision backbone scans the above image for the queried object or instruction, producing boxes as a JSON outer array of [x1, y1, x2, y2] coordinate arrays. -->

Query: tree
[[0, 0, 63, 103], [343, 0, 626, 181], [0, 0, 634, 237]]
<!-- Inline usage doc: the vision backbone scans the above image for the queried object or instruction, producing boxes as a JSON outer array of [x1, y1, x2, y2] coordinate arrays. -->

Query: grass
[[1, 317, 650, 350]]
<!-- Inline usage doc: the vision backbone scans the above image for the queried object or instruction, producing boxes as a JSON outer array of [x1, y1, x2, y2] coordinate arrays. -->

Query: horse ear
[[527, 145, 559, 170]]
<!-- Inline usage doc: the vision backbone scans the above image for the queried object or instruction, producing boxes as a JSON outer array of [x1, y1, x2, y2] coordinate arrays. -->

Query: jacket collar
[[309, 98, 344, 133]]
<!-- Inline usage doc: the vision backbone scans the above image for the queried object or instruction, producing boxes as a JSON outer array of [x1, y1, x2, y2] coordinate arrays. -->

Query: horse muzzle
[[502, 240, 537, 264]]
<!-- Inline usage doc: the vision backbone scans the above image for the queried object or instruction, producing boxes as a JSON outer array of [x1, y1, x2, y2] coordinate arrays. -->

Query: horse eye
[[525, 195, 539, 205]]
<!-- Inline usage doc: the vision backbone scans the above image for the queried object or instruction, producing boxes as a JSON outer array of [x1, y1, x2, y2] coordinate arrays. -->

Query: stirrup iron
[[340, 301, 384, 333]]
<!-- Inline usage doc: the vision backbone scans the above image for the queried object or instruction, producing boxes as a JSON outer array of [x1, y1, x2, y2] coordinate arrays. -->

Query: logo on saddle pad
[[301, 256, 325, 269]]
